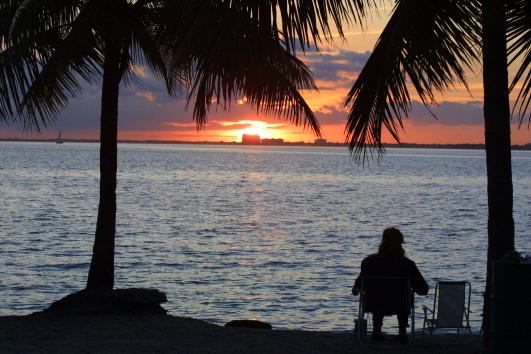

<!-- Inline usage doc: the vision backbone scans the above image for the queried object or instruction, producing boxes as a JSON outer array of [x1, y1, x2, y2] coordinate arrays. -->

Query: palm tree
[[1, 0, 375, 295], [0, 0, 316, 294], [343, 0, 530, 335]]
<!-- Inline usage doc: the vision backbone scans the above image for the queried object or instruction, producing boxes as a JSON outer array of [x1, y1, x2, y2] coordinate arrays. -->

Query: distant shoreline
[[1, 138, 530, 150]]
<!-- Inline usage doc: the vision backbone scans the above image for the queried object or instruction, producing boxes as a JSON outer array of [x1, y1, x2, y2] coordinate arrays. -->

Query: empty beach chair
[[357, 276, 415, 347], [422, 281, 471, 335]]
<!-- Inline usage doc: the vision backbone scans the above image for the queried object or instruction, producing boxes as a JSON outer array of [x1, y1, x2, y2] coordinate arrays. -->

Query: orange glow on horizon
[[6, 120, 528, 145], [220, 120, 285, 141], [110, 122, 529, 145], [3, 118, 529, 145]]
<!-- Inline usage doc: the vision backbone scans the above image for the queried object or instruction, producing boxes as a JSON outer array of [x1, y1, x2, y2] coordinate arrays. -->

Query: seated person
[[352, 227, 429, 342]]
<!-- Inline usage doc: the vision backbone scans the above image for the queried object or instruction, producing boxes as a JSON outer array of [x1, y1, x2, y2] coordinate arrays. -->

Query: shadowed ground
[[0, 313, 482, 353]]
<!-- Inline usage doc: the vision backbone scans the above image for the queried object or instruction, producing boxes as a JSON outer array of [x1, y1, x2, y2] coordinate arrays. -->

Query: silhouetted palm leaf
[[344, 0, 481, 159], [0, 0, 101, 128], [507, 0, 531, 123], [0, 0, 174, 130], [17, 11, 103, 130], [214, 0, 376, 53], [162, 0, 321, 135]]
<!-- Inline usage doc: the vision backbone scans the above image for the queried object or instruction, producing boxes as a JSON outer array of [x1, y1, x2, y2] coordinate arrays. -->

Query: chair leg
[[411, 312, 415, 342]]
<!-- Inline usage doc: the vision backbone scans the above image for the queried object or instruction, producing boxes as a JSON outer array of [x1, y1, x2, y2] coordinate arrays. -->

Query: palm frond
[[125, 0, 185, 92], [164, 0, 321, 136], [2, 4, 102, 130], [1, 0, 190, 129], [151, 0, 191, 93], [215, 0, 377, 53], [0, 1, 62, 125], [8, 0, 80, 39], [344, 0, 481, 159], [507, 0, 531, 124]]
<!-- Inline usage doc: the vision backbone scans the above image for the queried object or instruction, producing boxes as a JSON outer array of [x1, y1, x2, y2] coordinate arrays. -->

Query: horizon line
[[1, 138, 530, 150]]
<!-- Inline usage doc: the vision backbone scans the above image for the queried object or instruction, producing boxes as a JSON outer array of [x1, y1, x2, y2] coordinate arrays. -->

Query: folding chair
[[422, 281, 471, 335], [356, 276, 415, 347]]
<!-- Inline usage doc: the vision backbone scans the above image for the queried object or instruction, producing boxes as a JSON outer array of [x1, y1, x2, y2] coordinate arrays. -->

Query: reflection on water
[[1, 142, 530, 332]]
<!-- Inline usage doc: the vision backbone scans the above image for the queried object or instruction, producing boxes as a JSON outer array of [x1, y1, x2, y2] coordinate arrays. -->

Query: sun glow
[[220, 120, 283, 140], [240, 126, 271, 139]]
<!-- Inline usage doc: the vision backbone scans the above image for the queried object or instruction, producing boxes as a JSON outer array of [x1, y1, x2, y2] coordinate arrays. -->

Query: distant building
[[314, 138, 327, 145], [242, 134, 261, 144], [261, 138, 284, 145]]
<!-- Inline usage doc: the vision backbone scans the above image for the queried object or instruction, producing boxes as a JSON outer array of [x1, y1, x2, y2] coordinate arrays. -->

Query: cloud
[[409, 100, 484, 126], [315, 105, 349, 125], [135, 91, 155, 102], [312, 100, 487, 128], [303, 49, 371, 89], [164, 122, 197, 128]]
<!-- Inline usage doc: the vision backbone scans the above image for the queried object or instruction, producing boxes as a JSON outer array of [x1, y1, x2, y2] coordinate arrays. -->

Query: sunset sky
[[1, 7, 529, 145]]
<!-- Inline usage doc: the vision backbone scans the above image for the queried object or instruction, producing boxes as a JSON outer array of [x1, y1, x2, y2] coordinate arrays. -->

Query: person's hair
[[378, 227, 405, 257]]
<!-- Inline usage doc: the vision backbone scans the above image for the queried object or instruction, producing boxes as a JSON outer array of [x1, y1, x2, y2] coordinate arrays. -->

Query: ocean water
[[1, 142, 530, 332]]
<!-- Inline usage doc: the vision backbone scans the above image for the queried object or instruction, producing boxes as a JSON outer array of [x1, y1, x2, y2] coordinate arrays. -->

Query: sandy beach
[[1, 312, 483, 353]]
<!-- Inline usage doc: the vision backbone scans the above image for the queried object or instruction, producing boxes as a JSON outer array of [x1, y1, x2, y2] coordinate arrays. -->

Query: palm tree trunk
[[86, 41, 122, 293], [481, 0, 515, 339]]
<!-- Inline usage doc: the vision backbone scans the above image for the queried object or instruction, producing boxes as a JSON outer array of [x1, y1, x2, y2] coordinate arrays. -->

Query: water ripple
[[1, 142, 530, 332]]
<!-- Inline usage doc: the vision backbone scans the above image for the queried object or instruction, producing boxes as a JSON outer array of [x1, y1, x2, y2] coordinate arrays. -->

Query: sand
[[0, 313, 483, 353]]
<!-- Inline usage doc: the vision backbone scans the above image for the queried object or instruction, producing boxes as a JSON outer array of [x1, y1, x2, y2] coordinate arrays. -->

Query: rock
[[107, 288, 167, 305], [225, 320, 272, 329], [44, 288, 167, 315]]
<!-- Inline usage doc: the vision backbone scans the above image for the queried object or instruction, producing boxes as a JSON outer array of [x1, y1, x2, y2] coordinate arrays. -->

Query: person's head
[[378, 227, 405, 257]]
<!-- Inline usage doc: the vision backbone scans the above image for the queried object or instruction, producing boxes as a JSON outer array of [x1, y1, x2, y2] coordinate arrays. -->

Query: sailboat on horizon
[[56, 131, 64, 144]]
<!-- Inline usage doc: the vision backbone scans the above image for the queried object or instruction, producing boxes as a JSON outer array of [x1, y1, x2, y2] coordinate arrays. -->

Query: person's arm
[[410, 261, 429, 295], [352, 259, 366, 296], [352, 277, 360, 296]]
